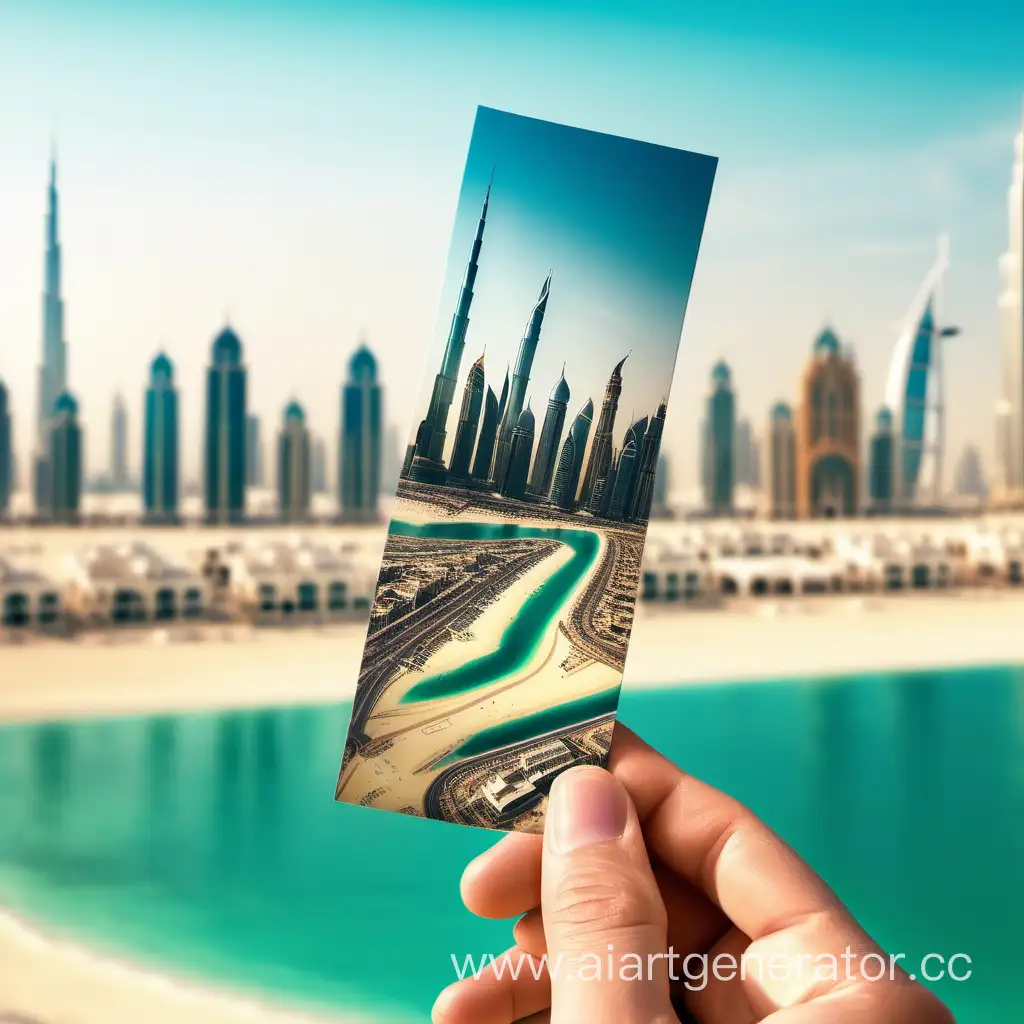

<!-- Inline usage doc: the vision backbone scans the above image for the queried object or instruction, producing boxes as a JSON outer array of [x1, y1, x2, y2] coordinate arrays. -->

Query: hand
[[433, 724, 956, 1023]]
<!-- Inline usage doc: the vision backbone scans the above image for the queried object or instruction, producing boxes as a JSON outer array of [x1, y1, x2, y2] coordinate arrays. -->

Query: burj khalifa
[[34, 156, 68, 509]]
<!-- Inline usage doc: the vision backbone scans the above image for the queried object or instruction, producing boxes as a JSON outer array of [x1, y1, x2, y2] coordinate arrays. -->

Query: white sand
[[1, 591, 1023, 1023]]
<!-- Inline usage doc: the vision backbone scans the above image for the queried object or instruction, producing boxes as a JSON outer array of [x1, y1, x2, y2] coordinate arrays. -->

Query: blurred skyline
[[0, 1, 1022, 489]]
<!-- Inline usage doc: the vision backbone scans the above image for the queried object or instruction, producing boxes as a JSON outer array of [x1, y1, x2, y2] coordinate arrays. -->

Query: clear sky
[[0, 0, 1021, 493], [428, 106, 715, 464]]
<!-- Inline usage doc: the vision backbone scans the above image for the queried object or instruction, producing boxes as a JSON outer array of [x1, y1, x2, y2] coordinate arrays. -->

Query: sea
[[0, 665, 1021, 1023]]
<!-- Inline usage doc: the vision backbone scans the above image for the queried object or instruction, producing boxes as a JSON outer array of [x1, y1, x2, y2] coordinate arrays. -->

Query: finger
[[609, 725, 858, 943], [541, 766, 673, 1024], [432, 945, 552, 1024], [513, 908, 545, 955], [463, 832, 543, 919], [762, 979, 955, 1022], [682, 927, 756, 1024]]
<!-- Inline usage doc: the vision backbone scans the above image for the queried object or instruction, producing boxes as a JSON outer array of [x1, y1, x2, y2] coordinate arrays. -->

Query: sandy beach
[[1, 592, 1023, 1023]]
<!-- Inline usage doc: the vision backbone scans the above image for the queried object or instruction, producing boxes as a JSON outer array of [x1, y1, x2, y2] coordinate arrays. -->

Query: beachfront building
[[997, 110, 1024, 498], [226, 537, 375, 622], [449, 351, 486, 481], [869, 407, 896, 513], [639, 540, 712, 603], [768, 401, 796, 519], [834, 533, 954, 591], [884, 236, 959, 508], [0, 555, 62, 630], [340, 345, 382, 522], [204, 325, 247, 525], [529, 367, 570, 497], [48, 391, 82, 524], [143, 352, 179, 523], [550, 398, 594, 510], [795, 327, 860, 519], [278, 401, 312, 523], [64, 542, 209, 624], [0, 380, 11, 517], [702, 361, 735, 516]]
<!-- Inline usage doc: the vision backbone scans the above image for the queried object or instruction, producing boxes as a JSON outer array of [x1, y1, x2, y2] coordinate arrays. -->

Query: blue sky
[[0, 0, 1021, 491]]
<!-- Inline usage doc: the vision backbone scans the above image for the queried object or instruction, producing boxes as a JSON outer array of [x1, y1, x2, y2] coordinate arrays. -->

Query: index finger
[[610, 724, 857, 942]]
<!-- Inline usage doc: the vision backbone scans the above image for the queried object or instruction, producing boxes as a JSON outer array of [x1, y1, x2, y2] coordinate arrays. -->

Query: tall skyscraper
[[704, 361, 735, 516], [278, 401, 312, 522], [341, 344, 382, 521], [381, 424, 401, 493], [551, 398, 594, 510], [411, 181, 491, 483], [580, 356, 627, 508], [868, 407, 895, 511], [449, 352, 486, 480], [650, 452, 670, 518], [608, 416, 647, 520], [143, 352, 179, 522], [312, 434, 328, 494], [795, 327, 861, 518], [768, 401, 797, 519], [501, 405, 535, 500], [246, 414, 263, 488], [529, 366, 570, 497], [735, 417, 757, 488], [34, 156, 69, 513], [49, 391, 82, 523], [471, 386, 500, 483], [954, 444, 988, 499], [492, 275, 551, 489], [998, 107, 1024, 495], [594, 452, 619, 518], [204, 325, 247, 524], [630, 401, 666, 522], [0, 380, 11, 516], [111, 391, 129, 489]]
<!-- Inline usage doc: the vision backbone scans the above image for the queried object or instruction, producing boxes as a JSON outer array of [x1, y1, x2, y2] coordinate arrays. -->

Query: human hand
[[433, 724, 956, 1023]]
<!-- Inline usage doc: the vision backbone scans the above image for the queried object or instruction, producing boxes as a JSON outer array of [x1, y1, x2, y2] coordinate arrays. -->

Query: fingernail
[[548, 767, 628, 853]]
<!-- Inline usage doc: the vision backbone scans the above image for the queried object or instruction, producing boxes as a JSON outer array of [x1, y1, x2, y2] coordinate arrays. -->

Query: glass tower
[[49, 391, 81, 523], [705, 361, 735, 516], [551, 398, 594, 510], [204, 326, 247, 524], [869, 407, 895, 509], [0, 381, 11, 516], [278, 401, 312, 523], [501, 405, 535, 500], [449, 352, 486, 481], [580, 356, 627, 509], [143, 353, 179, 522], [341, 344, 382, 522], [529, 367, 570, 497]]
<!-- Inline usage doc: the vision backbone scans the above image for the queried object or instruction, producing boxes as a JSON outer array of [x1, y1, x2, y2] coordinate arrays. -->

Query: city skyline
[[1, 5, 1020, 499]]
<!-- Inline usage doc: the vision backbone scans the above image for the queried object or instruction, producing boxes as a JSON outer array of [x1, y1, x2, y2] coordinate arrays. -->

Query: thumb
[[542, 765, 676, 1024]]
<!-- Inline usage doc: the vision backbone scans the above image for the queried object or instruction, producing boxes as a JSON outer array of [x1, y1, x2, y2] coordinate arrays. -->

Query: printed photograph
[[336, 106, 716, 831]]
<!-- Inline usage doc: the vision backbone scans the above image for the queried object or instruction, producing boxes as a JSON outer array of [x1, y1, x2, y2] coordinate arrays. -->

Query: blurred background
[[0, 1, 1023, 1022]]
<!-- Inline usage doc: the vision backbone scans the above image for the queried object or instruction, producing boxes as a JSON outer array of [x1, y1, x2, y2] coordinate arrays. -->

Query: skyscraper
[[111, 391, 129, 489], [868, 407, 895, 511], [954, 444, 987, 499], [278, 401, 312, 522], [492, 275, 551, 489], [312, 435, 328, 494], [998, 107, 1024, 495], [246, 414, 263, 488], [49, 391, 81, 523], [735, 417, 757, 488], [704, 361, 735, 516], [594, 452, 619, 518], [411, 181, 491, 483], [449, 352, 486, 480], [500, 405, 535, 501], [529, 366, 570, 497], [341, 344, 382, 521], [0, 380, 11, 516], [204, 325, 247, 524], [650, 452, 670, 518], [551, 398, 594, 510], [608, 416, 647, 520], [580, 356, 627, 508], [143, 352, 179, 522], [629, 401, 666, 522], [34, 156, 68, 513], [795, 327, 860, 518], [768, 401, 796, 519], [471, 386, 500, 483]]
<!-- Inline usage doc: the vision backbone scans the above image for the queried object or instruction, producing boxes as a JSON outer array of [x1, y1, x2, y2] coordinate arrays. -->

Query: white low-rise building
[[0, 555, 63, 629], [64, 542, 209, 623], [226, 536, 376, 621]]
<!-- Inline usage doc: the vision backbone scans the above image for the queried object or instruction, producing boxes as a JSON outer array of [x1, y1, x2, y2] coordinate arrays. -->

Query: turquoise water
[[436, 684, 621, 767], [0, 666, 1022, 1022], [390, 520, 601, 703]]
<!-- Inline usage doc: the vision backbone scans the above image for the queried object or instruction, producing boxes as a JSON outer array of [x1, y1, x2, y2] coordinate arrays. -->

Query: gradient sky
[[0, 1, 1022, 494], [428, 106, 715, 464]]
